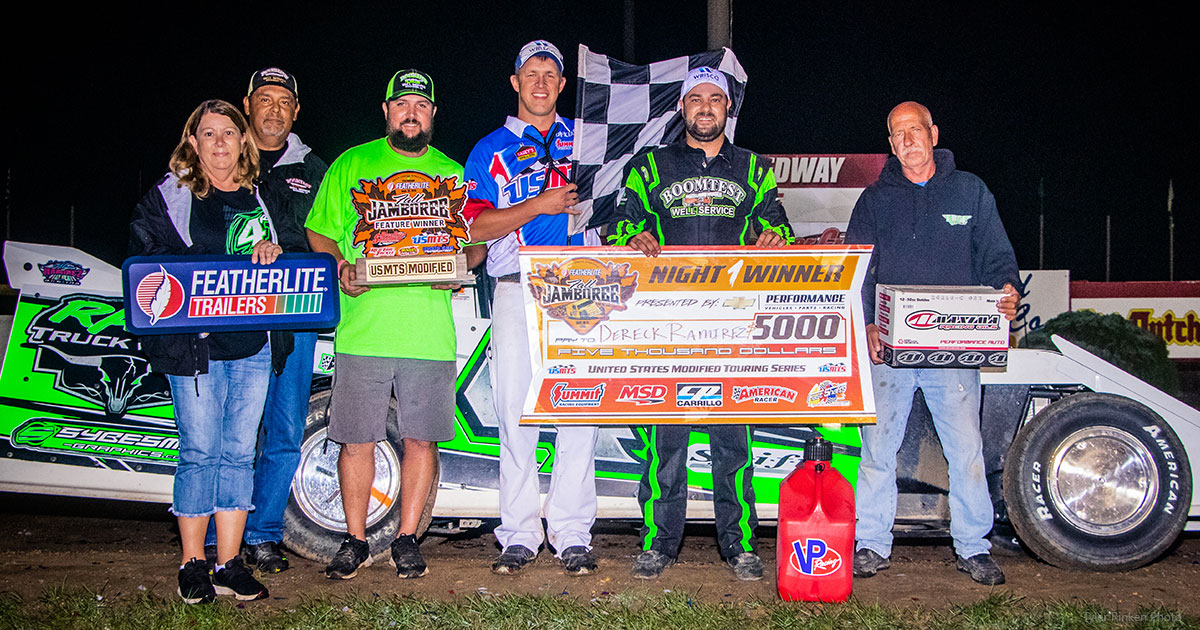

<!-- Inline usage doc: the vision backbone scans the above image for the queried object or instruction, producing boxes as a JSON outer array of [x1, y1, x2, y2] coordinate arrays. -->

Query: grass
[[0, 588, 1195, 630]]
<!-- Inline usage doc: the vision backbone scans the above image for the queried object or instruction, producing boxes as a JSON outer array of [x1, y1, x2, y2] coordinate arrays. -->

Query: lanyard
[[522, 122, 573, 195]]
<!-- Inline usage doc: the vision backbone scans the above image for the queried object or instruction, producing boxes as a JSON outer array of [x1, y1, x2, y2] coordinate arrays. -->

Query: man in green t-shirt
[[305, 69, 464, 581]]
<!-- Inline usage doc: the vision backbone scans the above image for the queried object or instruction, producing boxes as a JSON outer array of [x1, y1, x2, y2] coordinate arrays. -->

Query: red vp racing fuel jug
[[776, 436, 855, 602]]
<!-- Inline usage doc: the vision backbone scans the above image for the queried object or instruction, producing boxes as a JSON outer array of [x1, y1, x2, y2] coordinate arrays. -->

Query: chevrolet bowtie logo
[[724, 297, 756, 309]]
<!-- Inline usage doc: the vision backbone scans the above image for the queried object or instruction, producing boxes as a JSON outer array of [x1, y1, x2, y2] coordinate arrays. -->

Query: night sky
[[3, 2, 1194, 282]]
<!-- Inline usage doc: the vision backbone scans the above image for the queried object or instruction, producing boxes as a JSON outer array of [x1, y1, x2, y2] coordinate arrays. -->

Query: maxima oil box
[[876, 285, 1009, 369]]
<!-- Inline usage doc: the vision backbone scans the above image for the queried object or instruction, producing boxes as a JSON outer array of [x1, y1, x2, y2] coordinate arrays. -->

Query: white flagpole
[[1168, 180, 1175, 282], [1038, 177, 1045, 270], [1105, 215, 1112, 282]]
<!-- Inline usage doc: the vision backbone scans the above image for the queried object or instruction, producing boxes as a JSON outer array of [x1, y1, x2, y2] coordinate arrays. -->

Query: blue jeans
[[168, 343, 271, 517], [205, 332, 316, 546], [855, 363, 993, 559]]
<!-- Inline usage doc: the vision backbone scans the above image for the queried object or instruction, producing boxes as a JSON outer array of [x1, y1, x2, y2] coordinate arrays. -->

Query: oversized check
[[519, 246, 876, 425]]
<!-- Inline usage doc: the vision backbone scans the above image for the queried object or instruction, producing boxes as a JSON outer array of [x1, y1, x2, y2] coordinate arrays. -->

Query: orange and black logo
[[350, 171, 470, 258], [527, 257, 638, 334]]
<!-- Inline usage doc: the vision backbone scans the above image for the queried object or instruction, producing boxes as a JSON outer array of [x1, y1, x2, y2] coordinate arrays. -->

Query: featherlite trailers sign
[[518, 246, 876, 425], [121, 254, 339, 334]]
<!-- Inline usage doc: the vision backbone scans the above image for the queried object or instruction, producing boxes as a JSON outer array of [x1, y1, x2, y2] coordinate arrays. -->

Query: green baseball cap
[[385, 69, 435, 104]]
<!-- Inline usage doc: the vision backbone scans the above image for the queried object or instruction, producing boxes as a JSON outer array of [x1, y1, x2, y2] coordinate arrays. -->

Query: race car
[[0, 241, 1194, 571]]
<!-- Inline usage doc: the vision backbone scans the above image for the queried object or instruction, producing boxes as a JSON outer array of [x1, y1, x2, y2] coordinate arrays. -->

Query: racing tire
[[1003, 392, 1191, 571], [283, 388, 439, 564]]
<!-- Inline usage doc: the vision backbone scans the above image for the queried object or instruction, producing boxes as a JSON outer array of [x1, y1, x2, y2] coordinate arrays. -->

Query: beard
[[387, 118, 434, 153], [685, 116, 726, 143]]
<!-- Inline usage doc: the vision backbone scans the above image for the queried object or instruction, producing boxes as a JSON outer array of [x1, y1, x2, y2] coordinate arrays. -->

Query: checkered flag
[[570, 44, 748, 233]]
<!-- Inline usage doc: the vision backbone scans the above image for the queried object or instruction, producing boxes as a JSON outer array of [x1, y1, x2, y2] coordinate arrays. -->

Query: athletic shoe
[[177, 558, 215, 604], [491, 545, 537, 575], [245, 541, 290, 573], [212, 556, 269, 601], [559, 545, 598, 576], [852, 548, 890, 578], [390, 534, 428, 578], [726, 552, 764, 581], [324, 535, 372, 580], [956, 553, 1006, 585], [631, 550, 675, 580]]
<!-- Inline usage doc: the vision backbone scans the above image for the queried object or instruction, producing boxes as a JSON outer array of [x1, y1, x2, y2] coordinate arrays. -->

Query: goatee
[[685, 118, 725, 143], [387, 120, 434, 153]]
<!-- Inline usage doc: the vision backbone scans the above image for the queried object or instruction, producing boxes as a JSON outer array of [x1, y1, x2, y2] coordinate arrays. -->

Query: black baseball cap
[[385, 69, 435, 104], [248, 67, 299, 99]]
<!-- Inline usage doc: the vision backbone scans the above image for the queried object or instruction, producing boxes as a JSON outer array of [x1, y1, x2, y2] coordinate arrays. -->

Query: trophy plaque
[[348, 171, 474, 285]]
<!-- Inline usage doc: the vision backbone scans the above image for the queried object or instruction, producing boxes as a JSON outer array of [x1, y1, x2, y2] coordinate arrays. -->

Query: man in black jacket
[[203, 67, 328, 573], [845, 101, 1019, 586], [609, 66, 793, 582]]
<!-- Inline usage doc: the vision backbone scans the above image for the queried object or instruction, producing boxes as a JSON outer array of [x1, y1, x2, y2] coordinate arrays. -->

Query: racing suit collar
[[674, 136, 734, 166], [504, 114, 568, 139]]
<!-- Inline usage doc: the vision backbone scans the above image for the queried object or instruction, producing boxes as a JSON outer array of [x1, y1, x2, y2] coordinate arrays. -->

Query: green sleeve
[[607, 154, 662, 246], [749, 157, 794, 244]]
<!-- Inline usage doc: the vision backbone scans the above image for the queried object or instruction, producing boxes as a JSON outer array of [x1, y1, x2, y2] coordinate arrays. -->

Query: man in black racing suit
[[608, 66, 794, 582]]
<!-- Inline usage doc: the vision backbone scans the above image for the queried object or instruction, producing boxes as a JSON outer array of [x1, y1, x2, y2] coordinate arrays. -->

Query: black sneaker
[[177, 558, 215, 604], [212, 556, 269, 601], [956, 553, 1006, 585], [491, 545, 537, 575], [245, 541, 290, 573], [390, 534, 428, 578], [631, 550, 675, 580], [560, 545, 598, 576], [852, 548, 890, 578], [325, 535, 372, 580], [726, 552, 763, 581]]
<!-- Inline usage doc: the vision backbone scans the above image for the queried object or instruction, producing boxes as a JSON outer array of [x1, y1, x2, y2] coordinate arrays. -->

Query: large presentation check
[[519, 246, 876, 425]]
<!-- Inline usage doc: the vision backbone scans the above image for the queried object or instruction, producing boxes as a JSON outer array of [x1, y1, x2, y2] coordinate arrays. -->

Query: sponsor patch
[[550, 382, 605, 407], [806, 380, 848, 407], [731, 385, 797, 404], [37, 260, 90, 285], [676, 382, 722, 408], [789, 538, 842, 576], [11, 418, 178, 464], [516, 146, 537, 161], [134, 266, 186, 324], [904, 310, 1001, 331], [958, 351, 986, 366], [942, 214, 972, 226], [285, 177, 313, 194], [616, 384, 667, 405], [317, 352, 336, 374], [927, 351, 956, 366]]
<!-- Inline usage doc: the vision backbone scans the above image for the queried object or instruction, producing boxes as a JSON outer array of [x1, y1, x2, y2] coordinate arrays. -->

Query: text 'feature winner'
[[518, 247, 877, 425], [350, 171, 472, 284]]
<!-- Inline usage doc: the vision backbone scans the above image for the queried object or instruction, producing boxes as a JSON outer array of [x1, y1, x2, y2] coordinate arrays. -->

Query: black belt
[[496, 273, 521, 283]]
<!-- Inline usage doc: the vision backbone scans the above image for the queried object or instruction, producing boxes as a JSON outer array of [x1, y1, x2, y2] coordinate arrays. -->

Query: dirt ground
[[1, 494, 1198, 614]]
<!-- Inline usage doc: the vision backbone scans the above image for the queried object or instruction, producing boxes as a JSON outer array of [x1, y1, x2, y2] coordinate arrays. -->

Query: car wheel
[[1003, 392, 1190, 571], [283, 388, 438, 563]]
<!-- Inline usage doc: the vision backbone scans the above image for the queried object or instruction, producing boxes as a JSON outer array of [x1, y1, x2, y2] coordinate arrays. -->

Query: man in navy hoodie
[[845, 101, 1019, 586]]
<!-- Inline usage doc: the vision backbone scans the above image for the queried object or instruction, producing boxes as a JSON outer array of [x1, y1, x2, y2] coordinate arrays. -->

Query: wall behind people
[[2, 2, 1195, 283]]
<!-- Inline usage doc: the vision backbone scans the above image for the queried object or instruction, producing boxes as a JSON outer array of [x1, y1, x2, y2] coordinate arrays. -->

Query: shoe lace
[[334, 540, 362, 565]]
